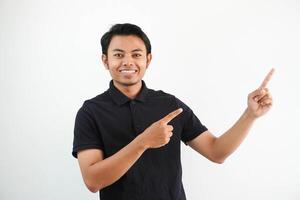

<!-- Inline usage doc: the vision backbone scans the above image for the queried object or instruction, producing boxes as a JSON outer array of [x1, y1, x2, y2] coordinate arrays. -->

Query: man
[[72, 23, 274, 200]]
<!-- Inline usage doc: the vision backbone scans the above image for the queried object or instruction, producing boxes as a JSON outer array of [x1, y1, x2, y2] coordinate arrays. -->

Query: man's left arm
[[187, 68, 275, 164]]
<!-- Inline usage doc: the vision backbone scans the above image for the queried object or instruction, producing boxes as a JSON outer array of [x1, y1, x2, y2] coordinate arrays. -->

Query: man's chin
[[115, 79, 141, 87]]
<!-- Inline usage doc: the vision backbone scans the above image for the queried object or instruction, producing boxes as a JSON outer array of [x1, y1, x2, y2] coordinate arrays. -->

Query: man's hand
[[246, 68, 275, 119], [138, 108, 183, 149]]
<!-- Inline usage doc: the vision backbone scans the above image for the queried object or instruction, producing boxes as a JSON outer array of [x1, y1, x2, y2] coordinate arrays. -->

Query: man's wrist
[[243, 108, 258, 122], [135, 133, 149, 151]]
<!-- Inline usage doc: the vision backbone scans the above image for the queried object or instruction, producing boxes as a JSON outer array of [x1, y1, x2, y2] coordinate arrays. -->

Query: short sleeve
[[72, 106, 104, 158], [175, 98, 208, 144]]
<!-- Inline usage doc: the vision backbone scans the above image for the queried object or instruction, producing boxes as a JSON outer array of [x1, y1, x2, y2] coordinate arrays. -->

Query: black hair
[[100, 23, 151, 55]]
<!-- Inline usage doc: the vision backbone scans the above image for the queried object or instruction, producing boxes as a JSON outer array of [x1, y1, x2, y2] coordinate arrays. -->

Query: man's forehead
[[108, 35, 146, 52]]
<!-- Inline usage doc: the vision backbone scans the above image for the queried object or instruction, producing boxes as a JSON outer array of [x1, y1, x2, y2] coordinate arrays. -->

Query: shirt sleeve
[[175, 97, 208, 144], [72, 105, 104, 158]]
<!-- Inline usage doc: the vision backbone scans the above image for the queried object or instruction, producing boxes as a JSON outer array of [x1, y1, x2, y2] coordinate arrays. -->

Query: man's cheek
[[108, 62, 119, 70]]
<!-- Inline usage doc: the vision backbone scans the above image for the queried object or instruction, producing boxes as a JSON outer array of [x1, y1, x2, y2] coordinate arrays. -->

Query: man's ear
[[102, 54, 109, 70], [146, 53, 152, 68]]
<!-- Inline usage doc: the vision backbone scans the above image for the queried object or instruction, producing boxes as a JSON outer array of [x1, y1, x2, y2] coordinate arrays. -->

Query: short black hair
[[100, 23, 151, 55]]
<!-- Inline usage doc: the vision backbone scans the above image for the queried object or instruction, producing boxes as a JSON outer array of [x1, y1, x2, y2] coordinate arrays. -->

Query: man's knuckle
[[159, 121, 165, 126]]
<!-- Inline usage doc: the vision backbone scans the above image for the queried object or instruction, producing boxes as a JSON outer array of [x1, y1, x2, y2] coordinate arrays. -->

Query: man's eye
[[114, 54, 123, 57], [133, 54, 142, 58]]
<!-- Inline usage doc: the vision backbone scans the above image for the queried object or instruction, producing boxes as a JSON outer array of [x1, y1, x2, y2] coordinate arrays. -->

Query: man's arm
[[187, 108, 256, 163], [188, 69, 274, 163], [77, 108, 183, 193], [78, 137, 147, 193]]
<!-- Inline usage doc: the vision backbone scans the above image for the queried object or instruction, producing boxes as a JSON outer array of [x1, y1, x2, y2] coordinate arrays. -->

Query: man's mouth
[[119, 69, 138, 74]]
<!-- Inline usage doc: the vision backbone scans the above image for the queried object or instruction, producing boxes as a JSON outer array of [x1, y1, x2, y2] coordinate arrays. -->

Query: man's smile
[[119, 68, 138, 74]]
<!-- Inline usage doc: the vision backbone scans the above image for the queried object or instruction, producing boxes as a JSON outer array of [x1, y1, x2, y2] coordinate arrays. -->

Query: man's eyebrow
[[112, 48, 143, 52], [112, 49, 124, 52], [131, 49, 143, 52]]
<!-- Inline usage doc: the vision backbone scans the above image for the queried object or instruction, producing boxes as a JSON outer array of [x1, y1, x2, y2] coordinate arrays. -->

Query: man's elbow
[[85, 179, 103, 193], [211, 155, 226, 164], [213, 158, 225, 164], [87, 185, 99, 193]]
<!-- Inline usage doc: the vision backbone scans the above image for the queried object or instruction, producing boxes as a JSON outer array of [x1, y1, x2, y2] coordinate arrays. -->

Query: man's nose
[[121, 54, 134, 67]]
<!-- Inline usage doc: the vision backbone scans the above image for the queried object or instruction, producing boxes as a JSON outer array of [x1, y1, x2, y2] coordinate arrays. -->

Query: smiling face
[[102, 35, 152, 88]]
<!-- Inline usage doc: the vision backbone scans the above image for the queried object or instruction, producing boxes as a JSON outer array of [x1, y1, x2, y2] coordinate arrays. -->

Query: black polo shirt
[[72, 80, 208, 200]]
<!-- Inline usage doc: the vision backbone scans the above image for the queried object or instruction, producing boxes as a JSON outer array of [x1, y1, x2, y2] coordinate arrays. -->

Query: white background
[[1, 0, 300, 199]]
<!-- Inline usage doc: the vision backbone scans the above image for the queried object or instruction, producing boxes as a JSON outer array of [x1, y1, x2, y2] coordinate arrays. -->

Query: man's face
[[102, 35, 152, 87]]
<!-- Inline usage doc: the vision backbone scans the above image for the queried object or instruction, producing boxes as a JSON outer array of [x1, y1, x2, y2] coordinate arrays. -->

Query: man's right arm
[[77, 135, 147, 193], [77, 108, 183, 193]]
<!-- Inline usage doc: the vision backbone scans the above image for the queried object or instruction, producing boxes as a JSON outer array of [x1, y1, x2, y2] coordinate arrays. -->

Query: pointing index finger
[[161, 108, 183, 124], [259, 68, 275, 89]]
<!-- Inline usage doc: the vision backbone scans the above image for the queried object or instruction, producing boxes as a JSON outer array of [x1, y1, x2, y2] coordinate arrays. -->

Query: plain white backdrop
[[1, 0, 300, 199]]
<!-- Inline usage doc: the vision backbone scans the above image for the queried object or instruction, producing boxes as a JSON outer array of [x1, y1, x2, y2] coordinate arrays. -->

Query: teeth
[[119, 69, 137, 73]]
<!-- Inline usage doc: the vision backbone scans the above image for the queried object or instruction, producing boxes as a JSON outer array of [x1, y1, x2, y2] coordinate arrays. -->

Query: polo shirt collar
[[108, 80, 148, 106]]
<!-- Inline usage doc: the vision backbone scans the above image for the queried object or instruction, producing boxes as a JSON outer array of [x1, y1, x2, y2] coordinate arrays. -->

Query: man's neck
[[113, 80, 142, 100]]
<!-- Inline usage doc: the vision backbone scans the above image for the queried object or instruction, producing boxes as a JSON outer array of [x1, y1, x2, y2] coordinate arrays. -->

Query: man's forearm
[[213, 108, 256, 162], [87, 135, 147, 191]]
